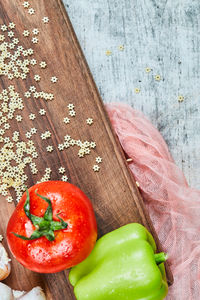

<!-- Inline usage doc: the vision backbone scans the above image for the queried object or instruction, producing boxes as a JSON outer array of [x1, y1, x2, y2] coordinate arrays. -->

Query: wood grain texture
[[63, 0, 200, 189], [0, 0, 172, 299]]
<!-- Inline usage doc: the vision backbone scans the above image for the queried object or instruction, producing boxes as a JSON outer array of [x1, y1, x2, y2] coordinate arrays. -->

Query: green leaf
[[35, 192, 53, 221], [24, 188, 44, 226], [56, 214, 68, 229], [24, 188, 32, 220], [12, 232, 35, 241], [12, 189, 68, 242], [44, 230, 55, 241]]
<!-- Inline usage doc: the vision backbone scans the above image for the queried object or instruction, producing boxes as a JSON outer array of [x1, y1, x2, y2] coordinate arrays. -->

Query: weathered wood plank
[[64, 0, 200, 189]]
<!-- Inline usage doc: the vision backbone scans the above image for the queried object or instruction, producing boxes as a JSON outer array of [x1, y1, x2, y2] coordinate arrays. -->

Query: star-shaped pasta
[[67, 103, 74, 110], [24, 91, 31, 98], [16, 115, 22, 122], [58, 144, 64, 151], [90, 142, 96, 149], [0, 35, 5, 41], [40, 61, 47, 68], [59, 167, 65, 174], [34, 74, 41, 82], [96, 156, 102, 163], [30, 127, 37, 134], [51, 76, 58, 83], [93, 165, 100, 172], [29, 113, 36, 120], [39, 109, 46, 115], [1, 25, 7, 32], [25, 131, 31, 139], [32, 28, 39, 35], [64, 135, 71, 141], [13, 38, 19, 45], [8, 31, 14, 38], [7, 196, 13, 203], [23, 30, 30, 37], [29, 85, 36, 92], [28, 8, 35, 15], [32, 37, 38, 44], [23, 1, 30, 8], [63, 117, 70, 124], [86, 118, 93, 125], [8, 22, 15, 29], [69, 110, 76, 117], [78, 149, 85, 158], [42, 17, 49, 23], [61, 175, 68, 182], [32, 152, 38, 158], [46, 145, 53, 152]]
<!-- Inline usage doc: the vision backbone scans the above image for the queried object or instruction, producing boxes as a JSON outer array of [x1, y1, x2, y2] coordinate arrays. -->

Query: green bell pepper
[[69, 223, 168, 300]]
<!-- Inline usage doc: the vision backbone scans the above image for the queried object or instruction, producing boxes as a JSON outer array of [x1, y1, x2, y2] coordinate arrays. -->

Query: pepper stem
[[154, 252, 168, 265]]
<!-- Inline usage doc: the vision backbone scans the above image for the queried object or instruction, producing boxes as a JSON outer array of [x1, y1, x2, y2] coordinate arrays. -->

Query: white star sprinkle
[[42, 17, 49, 23], [30, 127, 37, 134], [1, 25, 7, 32], [32, 152, 38, 158], [78, 149, 85, 158], [7, 196, 13, 203], [46, 145, 53, 152], [8, 22, 15, 29], [58, 144, 64, 151], [39, 109, 46, 115], [4, 123, 10, 130], [41, 131, 51, 140], [0, 35, 5, 41], [40, 61, 47, 68], [69, 110, 76, 117], [93, 165, 100, 172], [32, 28, 39, 35], [51, 76, 58, 83], [96, 156, 102, 163], [64, 135, 71, 141], [23, 30, 30, 37], [29, 85, 36, 92], [70, 139, 76, 146], [24, 91, 31, 98], [28, 8, 35, 15], [86, 118, 93, 125], [27, 48, 34, 55], [29, 113, 36, 120], [8, 31, 14, 38], [63, 117, 70, 124], [34, 74, 40, 82], [61, 175, 68, 182], [25, 131, 31, 139], [67, 103, 74, 110], [59, 167, 65, 174], [13, 38, 19, 45], [84, 148, 90, 155], [16, 115, 22, 122], [90, 142, 96, 149], [32, 37, 38, 44], [23, 1, 30, 8]]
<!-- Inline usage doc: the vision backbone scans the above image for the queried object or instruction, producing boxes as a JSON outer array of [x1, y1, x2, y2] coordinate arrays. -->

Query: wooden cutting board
[[0, 0, 172, 299]]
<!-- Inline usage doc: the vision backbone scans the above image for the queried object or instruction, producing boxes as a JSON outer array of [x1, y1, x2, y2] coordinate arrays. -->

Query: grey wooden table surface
[[63, 0, 200, 189]]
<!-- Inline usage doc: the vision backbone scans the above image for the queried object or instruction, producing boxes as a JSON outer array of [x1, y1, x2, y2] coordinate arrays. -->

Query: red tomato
[[7, 181, 97, 273]]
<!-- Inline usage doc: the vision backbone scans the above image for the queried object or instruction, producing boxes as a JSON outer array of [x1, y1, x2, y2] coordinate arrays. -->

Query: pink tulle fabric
[[106, 103, 200, 300]]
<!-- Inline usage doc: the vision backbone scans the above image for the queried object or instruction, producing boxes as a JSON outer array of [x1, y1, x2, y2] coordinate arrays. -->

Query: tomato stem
[[12, 188, 68, 241]]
